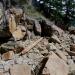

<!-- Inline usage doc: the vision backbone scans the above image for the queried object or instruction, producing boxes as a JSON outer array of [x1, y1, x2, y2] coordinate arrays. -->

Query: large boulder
[[39, 20, 53, 37], [42, 51, 69, 75], [12, 26, 26, 41], [25, 17, 41, 35], [10, 64, 32, 75]]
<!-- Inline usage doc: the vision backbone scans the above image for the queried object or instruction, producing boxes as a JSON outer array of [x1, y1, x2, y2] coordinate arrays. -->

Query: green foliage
[[36, 0, 75, 26], [19, 0, 28, 4], [23, 4, 45, 20]]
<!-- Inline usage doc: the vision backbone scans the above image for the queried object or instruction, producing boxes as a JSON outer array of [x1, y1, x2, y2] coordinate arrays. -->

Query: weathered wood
[[20, 37, 43, 55]]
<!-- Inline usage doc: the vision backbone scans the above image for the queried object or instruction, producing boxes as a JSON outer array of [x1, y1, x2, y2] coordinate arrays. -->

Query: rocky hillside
[[0, 1, 75, 75]]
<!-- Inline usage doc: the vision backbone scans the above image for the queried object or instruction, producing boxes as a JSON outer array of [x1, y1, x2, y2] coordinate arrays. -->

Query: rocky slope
[[0, 2, 75, 75]]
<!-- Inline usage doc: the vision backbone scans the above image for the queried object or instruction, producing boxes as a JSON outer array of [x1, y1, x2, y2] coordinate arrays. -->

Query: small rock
[[10, 64, 32, 75], [72, 56, 75, 61], [18, 25, 26, 32], [67, 59, 74, 65], [0, 64, 3, 69], [2, 51, 14, 61], [46, 43, 57, 51], [50, 34, 61, 43], [70, 44, 75, 52], [67, 55, 71, 59], [41, 50, 49, 56]]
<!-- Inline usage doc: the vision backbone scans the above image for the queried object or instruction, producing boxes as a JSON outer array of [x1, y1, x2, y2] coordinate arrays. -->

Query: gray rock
[[4, 63, 11, 72], [72, 56, 75, 61], [50, 34, 61, 43], [67, 59, 74, 65], [3, 60, 14, 72], [67, 55, 71, 59], [69, 64, 75, 73], [46, 43, 57, 51], [0, 64, 3, 69], [34, 20, 41, 35]]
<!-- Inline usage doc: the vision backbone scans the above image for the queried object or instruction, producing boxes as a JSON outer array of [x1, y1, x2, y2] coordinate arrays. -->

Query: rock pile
[[0, 3, 75, 75]]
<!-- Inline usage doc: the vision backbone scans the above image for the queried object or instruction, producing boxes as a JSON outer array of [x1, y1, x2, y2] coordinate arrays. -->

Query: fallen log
[[65, 50, 75, 56], [20, 37, 43, 55]]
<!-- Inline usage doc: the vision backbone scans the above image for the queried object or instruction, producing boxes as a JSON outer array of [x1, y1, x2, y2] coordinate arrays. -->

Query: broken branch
[[20, 37, 43, 55]]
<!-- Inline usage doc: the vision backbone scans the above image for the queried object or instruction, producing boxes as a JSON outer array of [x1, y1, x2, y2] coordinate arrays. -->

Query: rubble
[[0, 2, 75, 75]]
